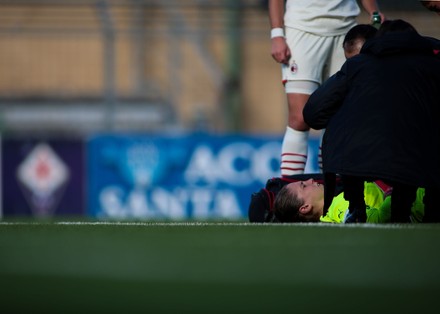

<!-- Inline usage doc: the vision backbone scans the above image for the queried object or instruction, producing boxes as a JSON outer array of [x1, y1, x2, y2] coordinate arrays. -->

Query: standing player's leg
[[280, 92, 310, 176], [280, 30, 346, 177], [280, 29, 326, 177]]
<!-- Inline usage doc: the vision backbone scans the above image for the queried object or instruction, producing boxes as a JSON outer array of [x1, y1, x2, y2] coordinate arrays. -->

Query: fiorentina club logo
[[16, 143, 70, 217]]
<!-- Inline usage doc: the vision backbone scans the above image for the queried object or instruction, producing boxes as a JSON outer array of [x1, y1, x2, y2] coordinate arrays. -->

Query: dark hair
[[343, 24, 378, 46], [272, 185, 304, 222], [375, 19, 418, 37]]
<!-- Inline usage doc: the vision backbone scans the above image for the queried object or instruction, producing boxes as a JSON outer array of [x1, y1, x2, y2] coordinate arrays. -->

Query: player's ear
[[299, 203, 311, 214]]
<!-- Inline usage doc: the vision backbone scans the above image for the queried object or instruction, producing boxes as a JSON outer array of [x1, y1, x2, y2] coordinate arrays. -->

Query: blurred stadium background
[[0, 0, 438, 221], [1, 2, 440, 313]]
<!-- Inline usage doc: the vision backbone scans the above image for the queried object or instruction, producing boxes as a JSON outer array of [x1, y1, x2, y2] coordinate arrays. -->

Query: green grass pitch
[[1, 221, 440, 314]]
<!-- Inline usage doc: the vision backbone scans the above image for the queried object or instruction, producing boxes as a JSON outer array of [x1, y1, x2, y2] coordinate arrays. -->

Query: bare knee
[[288, 112, 309, 131], [286, 93, 311, 131]]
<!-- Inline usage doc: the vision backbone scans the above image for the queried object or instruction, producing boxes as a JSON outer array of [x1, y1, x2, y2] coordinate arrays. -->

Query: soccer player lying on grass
[[248, 174, 424, 223]]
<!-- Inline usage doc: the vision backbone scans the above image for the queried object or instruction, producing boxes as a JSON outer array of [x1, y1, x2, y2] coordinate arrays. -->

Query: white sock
[[280, 126, 309, 176]]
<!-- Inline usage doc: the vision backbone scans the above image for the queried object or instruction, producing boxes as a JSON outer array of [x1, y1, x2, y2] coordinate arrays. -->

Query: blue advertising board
[[87, 133, 320, 220]]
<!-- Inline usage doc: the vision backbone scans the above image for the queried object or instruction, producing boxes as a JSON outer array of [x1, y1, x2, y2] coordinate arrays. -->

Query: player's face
[[287, 179, 324, 206]]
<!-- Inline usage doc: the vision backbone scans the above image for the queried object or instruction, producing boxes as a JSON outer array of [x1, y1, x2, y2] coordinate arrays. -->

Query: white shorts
[[282, 27, 346, 95]]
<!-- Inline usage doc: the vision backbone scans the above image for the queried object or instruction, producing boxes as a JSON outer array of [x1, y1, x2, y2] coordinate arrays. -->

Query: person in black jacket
[[302, 19, 440, 223]]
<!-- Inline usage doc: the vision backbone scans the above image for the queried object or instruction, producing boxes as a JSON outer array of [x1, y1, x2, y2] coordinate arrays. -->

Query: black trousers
[[342, 176, 418, 223], [389, 182, 416, 223], [341, 176, 438, 223], [342, 175, 367, 223], [423, 187, 440, 223]]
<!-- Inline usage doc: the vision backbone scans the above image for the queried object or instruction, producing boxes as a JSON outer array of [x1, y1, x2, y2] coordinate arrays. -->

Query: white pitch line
[[0, 221, 437, 229]]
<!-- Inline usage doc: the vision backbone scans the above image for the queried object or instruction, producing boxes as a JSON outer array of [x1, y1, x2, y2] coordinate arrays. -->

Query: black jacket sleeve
[[303, 63, 349, 129]]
